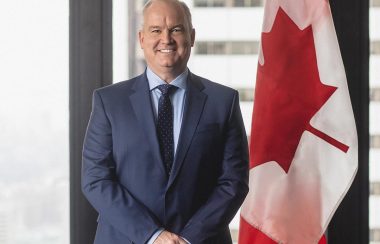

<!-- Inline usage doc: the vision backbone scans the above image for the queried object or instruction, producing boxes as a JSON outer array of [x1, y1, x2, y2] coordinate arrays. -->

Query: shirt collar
[[146, 67, 188, 91]]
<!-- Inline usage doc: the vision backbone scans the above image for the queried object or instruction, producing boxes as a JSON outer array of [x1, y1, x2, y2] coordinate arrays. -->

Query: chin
[[158, 61, 176, 69]]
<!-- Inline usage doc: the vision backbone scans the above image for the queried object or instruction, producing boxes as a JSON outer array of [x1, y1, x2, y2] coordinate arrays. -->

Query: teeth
[[160, 49, 173, 53]]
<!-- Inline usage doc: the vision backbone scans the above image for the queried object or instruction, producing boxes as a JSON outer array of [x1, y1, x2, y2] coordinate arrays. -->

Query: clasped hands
[[153, 230, 188, 244]]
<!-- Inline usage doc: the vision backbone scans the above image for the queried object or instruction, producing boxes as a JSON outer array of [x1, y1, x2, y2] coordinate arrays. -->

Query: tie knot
[[157, 84, 176, 96]]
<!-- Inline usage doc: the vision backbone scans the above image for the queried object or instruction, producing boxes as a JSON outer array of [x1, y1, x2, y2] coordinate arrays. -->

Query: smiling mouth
[[158, 49, 175, 53]]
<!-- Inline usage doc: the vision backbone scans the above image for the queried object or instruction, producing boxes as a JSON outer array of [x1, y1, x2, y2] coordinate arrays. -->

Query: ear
[[138, 30, 144, 49], [190, 28, 195, 47]]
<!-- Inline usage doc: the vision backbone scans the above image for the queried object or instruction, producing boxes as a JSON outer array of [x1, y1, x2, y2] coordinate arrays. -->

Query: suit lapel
[[129, 73, 168, 177], [168, 73, 207, 188]]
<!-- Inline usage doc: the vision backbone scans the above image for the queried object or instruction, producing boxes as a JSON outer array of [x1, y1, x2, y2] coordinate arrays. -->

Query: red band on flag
[[306, 123, 349, 153], [239, 216, 277, 244], [239, 216, 328, 244]]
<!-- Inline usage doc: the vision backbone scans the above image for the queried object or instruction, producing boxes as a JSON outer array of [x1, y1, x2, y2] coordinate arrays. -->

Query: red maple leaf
[[250, 7, 349, 173]]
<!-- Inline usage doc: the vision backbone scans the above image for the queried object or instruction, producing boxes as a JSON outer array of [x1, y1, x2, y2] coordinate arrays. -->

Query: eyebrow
[[148, 24, 185, 30], [148, 26, 161, 30], [170, 24, 185, 30]]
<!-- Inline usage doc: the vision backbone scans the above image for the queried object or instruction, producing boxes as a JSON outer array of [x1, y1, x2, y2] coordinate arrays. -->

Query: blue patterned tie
[[157, 84, 176, 175]]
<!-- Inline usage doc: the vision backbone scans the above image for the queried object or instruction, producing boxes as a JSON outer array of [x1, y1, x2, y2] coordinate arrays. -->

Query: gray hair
[[142, 0, 193, 30]]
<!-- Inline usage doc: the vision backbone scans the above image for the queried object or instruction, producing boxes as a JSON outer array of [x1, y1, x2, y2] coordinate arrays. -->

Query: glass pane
[[234, 0, 245, 7], [194, 0, 209, 7], [0, 1, 69, 244]]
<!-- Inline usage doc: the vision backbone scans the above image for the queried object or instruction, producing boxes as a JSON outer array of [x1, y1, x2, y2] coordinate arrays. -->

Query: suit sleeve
[[81, 90, 160, 243], [180, 91, 249, 242]]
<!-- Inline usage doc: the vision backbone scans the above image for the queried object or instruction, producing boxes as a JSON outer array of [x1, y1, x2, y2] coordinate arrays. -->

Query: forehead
[[143, 1, 186, 26]]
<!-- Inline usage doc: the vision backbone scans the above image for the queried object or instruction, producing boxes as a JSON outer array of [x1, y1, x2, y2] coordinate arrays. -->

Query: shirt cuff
[[181, 236, 191, 244], [147, 228, 164, 244]]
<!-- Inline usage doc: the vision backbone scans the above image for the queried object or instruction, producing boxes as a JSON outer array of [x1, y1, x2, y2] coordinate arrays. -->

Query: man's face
[[139, 1, 195, 80]]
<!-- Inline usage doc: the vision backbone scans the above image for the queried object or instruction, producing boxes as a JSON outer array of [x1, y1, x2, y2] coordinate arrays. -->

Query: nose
[[161, 29, 173, 44]]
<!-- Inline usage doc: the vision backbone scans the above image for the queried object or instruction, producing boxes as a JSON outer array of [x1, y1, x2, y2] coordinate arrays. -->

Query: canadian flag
[[239, 0, 358, 243]]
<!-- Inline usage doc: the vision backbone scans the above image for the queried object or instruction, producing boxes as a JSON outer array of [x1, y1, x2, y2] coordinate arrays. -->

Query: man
[[82, 0, 249, 243]]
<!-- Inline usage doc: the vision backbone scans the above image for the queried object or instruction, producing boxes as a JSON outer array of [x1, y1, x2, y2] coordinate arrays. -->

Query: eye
[[171, 27, 183, 33], [151, 29, 161, 34]]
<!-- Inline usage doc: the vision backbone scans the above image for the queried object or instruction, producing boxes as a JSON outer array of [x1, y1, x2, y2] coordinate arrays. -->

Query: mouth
[[158, 49, 175, 53]]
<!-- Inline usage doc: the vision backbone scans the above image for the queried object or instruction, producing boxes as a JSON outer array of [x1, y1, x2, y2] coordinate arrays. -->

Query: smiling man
[[82, 0, 249, 244], [139, 0, 194, 82]]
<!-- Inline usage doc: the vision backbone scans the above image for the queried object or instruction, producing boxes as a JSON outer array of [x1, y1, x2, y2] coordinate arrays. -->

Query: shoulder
[[189, 72, 238, 98], [94, 73, 146, 98]]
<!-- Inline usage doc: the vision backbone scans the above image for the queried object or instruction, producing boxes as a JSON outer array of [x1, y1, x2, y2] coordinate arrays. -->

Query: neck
[[148, 66, 186, 83]]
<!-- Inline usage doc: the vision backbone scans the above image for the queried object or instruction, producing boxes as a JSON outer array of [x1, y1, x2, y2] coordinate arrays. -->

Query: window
[[0, 1, 69, 243], [372, 40, 380, 54], [194, 0, 226, 7], [195, 41, 260, 55], [194, 0, 262, 7], [237, 88, 255, 101], [371, 229, 380, 244], [233, 0, 262, 7]]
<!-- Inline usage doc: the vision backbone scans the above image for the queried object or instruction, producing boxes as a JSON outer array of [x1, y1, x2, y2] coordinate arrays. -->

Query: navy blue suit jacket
[[82, 71, 249, 244]]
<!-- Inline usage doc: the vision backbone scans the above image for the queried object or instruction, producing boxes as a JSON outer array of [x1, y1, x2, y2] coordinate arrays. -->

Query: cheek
[[176, 38, 190, 49], [179, 41, 192, 55], [143, 37, 158, 48]]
